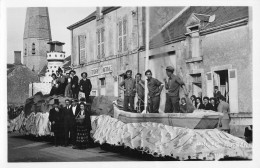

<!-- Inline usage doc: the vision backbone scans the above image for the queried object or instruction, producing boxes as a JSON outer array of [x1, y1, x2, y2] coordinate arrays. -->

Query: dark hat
[[166, 66, 175, 72], [70, 70, 76, 74], [81, 72, 88, 77], [54, 99, 59, 105], [57, 67, 63, 73]]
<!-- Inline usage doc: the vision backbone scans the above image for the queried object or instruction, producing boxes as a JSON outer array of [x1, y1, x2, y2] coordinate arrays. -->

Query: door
[[228, 69, 238, 113], [100, 78, 106, 96]]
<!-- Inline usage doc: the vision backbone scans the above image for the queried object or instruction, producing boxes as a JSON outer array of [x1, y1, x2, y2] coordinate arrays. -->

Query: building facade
[[67, 7, 146, 98], [149, 6, 252, 137]]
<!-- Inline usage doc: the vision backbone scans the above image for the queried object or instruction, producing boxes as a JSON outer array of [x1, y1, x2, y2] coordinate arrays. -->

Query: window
[[79, 35, 86, 63], [54, 66, 56, 68], [100, 78, 105, 87], [118, 17, 127, 52], [60, 54, 62, 57], [97, 28, 105, 59], [32, 43, 35, 54], [55, 55, 57, 57], [49, 54, 51, 57], [24, 46, 27, 55]]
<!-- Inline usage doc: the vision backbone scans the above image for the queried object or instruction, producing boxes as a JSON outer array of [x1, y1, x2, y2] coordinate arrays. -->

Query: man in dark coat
[[70, 70, 79, 99], [79, 72, 92, 103], [70, 99, 80, 147], [61, 99, 73, 146], [49, 99, 64, 146]]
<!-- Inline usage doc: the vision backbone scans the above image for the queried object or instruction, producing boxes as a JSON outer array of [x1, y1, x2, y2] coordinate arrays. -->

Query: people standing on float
[[70, 70, 79, 99], [135, 73, 145, 112], [79, 72, 92, 103], [50, 73, 58, 96], [164, 66, 188, 113], [119, 70, 136, 112], [65, 72, 72, 98], [57, 68, 67, 96], [145, 69, 164, 113]]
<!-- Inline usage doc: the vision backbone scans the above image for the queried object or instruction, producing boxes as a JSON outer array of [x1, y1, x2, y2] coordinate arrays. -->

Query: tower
[[23, 7, 52, 73], [40, 41, 66, 83]]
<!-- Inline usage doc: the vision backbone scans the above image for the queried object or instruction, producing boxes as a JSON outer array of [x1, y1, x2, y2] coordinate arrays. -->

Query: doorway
[[99, 78, 106, 96], [213, 70, 229, 103]]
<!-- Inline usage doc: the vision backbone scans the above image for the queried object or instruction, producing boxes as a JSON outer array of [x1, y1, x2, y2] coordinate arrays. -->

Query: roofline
[[102, 7, 120, 15], [150, 17, 249, 49], [67, 11, 96, 30], [67, 7, 121, 30], [150, 6, 190, 40]]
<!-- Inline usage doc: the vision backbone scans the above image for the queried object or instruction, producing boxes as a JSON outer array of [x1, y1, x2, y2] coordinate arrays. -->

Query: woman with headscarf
[[195, 97, 205, 110], [73, 102, 92, 149], [210, 97, 218, 111]]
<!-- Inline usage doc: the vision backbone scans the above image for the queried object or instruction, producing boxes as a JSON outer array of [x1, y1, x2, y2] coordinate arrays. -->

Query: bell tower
[[23, 7, 52, 73]]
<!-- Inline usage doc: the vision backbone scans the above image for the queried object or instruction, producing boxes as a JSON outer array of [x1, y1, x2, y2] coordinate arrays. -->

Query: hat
[[125, 70, 132, 74], [70, 70, 76, 74], [81, 72, 88, 77], [166, 66, 175, 72], [72, 99, 78, 102], [57, 67, 63, 73], [54, 99, 60, 105]]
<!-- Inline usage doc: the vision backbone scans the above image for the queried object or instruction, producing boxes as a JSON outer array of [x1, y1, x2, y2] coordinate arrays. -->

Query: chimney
[[14, 51, 22, 65]]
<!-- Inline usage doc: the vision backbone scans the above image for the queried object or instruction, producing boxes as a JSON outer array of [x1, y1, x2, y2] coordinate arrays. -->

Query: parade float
[[8, 94, 252, 160]]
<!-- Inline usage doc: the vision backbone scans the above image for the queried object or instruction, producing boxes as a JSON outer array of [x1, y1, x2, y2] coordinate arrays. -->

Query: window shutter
[[123, 18, 127, 51], [206, 72, 214, 98], [118, 21, 122, 52], [79, 35, 86, 64], [101, 28, 105, 57], [228, 69, 238, 113]]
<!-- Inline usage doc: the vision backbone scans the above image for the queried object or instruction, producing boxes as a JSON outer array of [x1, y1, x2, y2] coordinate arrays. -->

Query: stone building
[[23, 7, 52, 73], [7, 51, 39, 105], [67, 7, 146, 98], [149, 6, 252, 137]]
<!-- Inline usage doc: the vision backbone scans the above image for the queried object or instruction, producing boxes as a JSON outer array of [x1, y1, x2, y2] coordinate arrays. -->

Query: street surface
[[8, 132, 144, 162]]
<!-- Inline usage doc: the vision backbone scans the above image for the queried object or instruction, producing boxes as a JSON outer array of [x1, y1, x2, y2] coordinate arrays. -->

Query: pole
[[144, 7, 149, 113]]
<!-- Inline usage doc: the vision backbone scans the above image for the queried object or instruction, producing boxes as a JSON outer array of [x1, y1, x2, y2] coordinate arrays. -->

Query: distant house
[[7, 51, 39, 105]]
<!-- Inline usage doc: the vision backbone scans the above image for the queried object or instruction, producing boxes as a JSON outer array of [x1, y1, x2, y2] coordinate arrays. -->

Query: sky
[[7, 7, 95, 63]]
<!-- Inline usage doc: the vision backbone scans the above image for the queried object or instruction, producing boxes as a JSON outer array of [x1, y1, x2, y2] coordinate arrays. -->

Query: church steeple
[[23, 7, 52, 73]]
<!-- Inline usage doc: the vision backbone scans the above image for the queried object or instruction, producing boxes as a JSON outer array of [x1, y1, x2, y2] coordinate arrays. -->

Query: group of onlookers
[[48, 98, 93, 149], [50, 68, 92, 103], [8, 105, 24, 120]]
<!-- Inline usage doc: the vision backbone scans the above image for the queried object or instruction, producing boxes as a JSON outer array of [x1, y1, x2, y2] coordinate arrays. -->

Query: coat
[[61, 106, 74, 129], [204, 103, 213, 111], [79, 78, 92, 96], [75, 106, 92, 131], [49, 108, 63, 132], [71, 75, 79, 90]]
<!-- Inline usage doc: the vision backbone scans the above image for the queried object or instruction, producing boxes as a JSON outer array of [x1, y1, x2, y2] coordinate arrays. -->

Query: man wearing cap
[[70, 70, 79, 99], [145, 69, 164, 113], [49, 99, 64, 146], [119, 70, 136, 112], [164, 66, 188, 113], [79, 72, 92, 103]]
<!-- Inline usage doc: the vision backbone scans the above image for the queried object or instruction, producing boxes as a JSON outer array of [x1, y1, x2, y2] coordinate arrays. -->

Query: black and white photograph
[[1, 0, 260, 167]]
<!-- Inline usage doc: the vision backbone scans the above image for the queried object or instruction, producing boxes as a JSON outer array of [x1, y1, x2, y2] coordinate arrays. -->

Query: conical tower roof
[[23, 7, 52, 40]]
